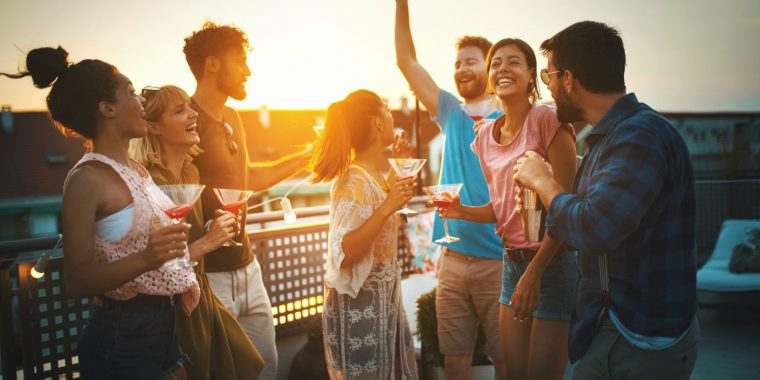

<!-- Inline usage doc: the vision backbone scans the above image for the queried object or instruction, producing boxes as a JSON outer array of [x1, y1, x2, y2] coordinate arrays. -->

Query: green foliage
[[415, 288, 490, 367]]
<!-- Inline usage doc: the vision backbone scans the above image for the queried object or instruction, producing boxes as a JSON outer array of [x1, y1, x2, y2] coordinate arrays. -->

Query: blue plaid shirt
[[545, 93, 698, 362]]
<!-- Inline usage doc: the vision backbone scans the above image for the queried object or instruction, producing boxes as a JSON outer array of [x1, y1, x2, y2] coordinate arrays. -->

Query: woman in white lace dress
[[310, 89, 418, 379]]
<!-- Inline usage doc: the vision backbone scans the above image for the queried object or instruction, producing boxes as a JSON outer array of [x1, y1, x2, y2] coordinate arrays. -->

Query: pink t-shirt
[[471, 104, 575, 249]]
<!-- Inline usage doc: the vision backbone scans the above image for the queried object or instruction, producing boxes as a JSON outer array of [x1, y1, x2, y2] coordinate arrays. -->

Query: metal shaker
[[521, 187, 546, 242]]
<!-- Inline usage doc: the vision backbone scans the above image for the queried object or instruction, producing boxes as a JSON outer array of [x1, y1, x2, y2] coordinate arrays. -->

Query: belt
[[97, 294, 174, 310], [503, 247, 536, 263], [502, 241, 568, 263]]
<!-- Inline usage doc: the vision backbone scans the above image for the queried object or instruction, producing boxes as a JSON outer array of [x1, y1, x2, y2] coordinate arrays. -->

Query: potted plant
[[416, 289, 493, 379]]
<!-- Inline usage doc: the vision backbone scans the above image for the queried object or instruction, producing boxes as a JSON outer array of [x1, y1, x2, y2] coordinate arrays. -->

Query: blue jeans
[[78, 295, 183, 380], [500, 250, 578, 321]]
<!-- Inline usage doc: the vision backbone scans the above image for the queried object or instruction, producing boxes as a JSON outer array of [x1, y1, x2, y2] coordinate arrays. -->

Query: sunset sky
[[1, 0, 759, 112]]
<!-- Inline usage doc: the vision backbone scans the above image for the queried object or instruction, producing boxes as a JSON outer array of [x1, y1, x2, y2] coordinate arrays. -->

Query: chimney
[[1, 105, 13, 134]]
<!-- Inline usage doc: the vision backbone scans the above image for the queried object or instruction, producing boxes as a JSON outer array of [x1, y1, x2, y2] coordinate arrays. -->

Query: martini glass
[[214, 188, 254, 246], [388, 158, 426, 214], [147, 184, 205, 269], [460, 99, 497, 122], [423, 183, 463, 243]]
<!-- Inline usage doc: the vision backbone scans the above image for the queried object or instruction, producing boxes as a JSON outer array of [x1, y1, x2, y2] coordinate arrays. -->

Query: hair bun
[[26, 46, 70, 88]]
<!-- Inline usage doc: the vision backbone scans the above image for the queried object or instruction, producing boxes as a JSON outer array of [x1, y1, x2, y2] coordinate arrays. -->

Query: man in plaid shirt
[[514, 21, 699, 379]]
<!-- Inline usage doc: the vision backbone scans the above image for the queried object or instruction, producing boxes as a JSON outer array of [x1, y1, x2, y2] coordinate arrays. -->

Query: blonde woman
[[311, 89, 418, 379], [130, 85, 263, 379]]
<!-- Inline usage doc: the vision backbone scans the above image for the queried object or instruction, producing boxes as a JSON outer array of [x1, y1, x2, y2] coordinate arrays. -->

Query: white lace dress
[[323, 165, 418, 380]]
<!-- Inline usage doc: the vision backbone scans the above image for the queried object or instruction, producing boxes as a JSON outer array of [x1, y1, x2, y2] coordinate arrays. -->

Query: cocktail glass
[[388, 158, 426, 214], [147, 184, 205, 269], [424, 183, 463, 243], [213, 188, 254, 246]]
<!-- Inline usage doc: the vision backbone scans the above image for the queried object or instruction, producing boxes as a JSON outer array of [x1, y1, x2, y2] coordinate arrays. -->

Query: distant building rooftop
[[0, 111, 86, 199]]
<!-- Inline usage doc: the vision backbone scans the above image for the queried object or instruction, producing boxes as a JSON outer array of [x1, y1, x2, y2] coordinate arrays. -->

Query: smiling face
[[148, 92, 200, 150], [109, 73, 148, 138], [487, 44, 534, 102], [454, 46, 488, 100]]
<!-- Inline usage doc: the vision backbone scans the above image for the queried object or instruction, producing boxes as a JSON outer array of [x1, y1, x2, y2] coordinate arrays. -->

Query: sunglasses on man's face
[[540, 69, 564, 86]]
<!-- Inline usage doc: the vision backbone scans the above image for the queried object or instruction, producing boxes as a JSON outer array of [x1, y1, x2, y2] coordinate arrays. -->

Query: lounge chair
[[696, 219, 760, 308]]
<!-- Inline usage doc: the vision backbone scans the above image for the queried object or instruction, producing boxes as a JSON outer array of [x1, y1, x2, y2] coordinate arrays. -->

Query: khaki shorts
[[436, 249, 503, 361]]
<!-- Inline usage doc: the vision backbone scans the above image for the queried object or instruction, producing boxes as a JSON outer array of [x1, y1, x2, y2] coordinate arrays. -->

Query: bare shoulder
[[61, 164, 105, 214], [63, 161, 130, 214], [64, 163, 105, 194]]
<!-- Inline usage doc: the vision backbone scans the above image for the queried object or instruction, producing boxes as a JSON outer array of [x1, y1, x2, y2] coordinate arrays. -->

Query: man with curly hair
[[183, 22, 311, 379]]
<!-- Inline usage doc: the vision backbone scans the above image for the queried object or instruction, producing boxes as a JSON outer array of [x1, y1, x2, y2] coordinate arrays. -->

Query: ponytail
[[310, 101, 351, 183], [310, 90, 385, 183]]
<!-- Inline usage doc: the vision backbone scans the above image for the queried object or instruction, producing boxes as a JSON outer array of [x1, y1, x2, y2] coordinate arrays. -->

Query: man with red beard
[[183, 22, 311, 379], [395, 1, 505, 378]]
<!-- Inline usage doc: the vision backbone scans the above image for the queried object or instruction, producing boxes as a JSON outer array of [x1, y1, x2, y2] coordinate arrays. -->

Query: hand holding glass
[[147, 184, 205, 269], [214, 188, 254, 246], [424, 183, 463, 243], [388, 158, 426, 214]]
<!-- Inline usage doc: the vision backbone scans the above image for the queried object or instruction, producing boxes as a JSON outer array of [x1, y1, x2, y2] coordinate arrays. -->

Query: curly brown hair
[[183, 22, 251, 80]]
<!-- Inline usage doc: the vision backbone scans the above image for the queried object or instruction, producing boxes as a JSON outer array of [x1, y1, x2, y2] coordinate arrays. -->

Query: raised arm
[[395, 0, 441, 115]]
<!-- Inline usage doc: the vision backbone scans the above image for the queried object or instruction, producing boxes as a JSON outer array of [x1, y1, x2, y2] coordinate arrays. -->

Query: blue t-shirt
[[432, 90, 503, 259]]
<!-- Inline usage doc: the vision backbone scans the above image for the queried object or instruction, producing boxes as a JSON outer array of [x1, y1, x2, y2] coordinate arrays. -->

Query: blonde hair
[[310, 89, 384, 183], [129, 85, 201, 166]]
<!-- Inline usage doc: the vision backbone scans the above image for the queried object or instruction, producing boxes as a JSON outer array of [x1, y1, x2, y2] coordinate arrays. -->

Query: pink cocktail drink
[[423, 184, 463, 243], [432, 196, 454, 208], [146, 184, 206, 269], [213, 188, 254, 247], [165, 204, 193, 221], [222, 200, 247, 214]]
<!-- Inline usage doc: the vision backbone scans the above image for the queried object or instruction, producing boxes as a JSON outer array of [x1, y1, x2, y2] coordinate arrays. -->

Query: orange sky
[[1, 0, 759, 112]]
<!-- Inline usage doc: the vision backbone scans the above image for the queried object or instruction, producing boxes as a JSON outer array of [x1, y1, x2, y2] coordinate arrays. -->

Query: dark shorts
[[500, 250, 578, 321], [78, 295, 183, 380]]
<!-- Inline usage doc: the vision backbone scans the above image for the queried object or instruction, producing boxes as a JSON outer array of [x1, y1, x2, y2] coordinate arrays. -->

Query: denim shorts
[[500, 249, 578, 321], [78, 295, 183, 380]]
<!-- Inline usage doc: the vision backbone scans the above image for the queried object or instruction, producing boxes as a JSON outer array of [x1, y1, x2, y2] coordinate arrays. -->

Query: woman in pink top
[[440, 38, 577, 380], [2, 47, 198, 379]]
